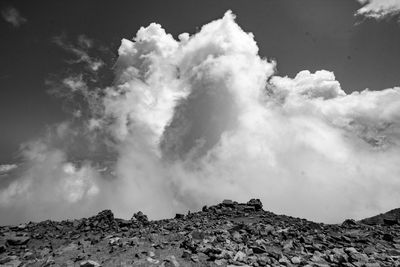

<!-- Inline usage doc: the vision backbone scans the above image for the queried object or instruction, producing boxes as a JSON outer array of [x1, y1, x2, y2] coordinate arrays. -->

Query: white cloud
[[1, 6, 27, 28], [0, 140, 101, 224], [53, 34, 104, 71], [0, 164, 18, 174], [356, 0, 400, 20], [2, 11, 400, 225], [269, 70, 345, 100]]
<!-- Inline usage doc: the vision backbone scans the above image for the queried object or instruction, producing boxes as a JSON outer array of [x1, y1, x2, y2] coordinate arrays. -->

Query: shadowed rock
[[0, 199, 399, 266]]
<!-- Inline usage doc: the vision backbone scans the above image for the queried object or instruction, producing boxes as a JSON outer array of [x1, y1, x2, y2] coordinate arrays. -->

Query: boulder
[[6, 236, 30, 246], [222, 199, 235, 208], [247, 199, 263, 210], [132, 211, 148, 224]]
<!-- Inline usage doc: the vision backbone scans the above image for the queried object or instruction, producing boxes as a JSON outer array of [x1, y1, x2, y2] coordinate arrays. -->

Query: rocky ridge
[[1, 199, 400, 266]]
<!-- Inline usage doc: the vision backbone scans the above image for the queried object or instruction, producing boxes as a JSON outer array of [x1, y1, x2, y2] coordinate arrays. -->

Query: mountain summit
[[1, 199, 399, 266]]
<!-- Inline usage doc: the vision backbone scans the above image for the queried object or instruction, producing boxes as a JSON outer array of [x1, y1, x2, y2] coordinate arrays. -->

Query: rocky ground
[[1, 199, 400, 267]]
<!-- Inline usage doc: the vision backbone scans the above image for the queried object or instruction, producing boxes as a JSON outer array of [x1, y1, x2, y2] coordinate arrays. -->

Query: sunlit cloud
[[356, 0, 400, 20], [1, 11, 400, 225], [0, 164, 18, 174]]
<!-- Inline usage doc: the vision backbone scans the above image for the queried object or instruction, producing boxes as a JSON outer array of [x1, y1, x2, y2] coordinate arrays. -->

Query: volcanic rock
[[247, 198, 263, 210], [6, 235, 30, 246], [0, 199, 399, 266], [132, 211, 148, 224], [80, 260, 101, 267], [360, 207, 400, 225]]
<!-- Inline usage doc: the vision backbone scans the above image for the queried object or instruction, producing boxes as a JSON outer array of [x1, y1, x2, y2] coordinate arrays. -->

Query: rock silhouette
[[1, 199, 400, 266]]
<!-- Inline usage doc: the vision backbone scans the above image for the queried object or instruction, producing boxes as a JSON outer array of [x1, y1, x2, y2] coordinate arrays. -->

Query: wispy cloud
[[356, 0, 400, 21], [1, 6, 27, 28], [0, 164, 18, 174], [53, 34, 104, 72]]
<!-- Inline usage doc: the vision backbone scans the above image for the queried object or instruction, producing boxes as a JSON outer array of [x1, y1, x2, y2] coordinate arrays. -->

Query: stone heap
[[1, 199, 400, 266]]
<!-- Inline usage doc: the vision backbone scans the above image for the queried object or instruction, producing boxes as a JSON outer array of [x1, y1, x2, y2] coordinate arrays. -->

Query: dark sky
[[0, 0, 399, 163]]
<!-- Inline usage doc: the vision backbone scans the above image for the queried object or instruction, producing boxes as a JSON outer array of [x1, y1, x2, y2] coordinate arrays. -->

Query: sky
[[1, 0, 400, 163], [0, 0, 400, 225]]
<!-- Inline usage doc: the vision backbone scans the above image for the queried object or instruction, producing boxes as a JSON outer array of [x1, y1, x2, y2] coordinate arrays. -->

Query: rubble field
[[1, 199, 400, 267]]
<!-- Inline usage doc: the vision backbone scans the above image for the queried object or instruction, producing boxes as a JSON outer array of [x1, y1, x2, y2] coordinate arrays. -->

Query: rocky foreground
[[1, 200, 400, 267]]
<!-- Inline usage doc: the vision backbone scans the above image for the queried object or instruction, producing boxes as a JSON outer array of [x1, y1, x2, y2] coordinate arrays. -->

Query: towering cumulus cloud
[[356, 0, 400, 20], [1, 11, 400, 225]]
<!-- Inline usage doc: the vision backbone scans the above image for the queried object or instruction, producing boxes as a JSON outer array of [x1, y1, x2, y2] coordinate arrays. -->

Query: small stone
[[387, 249, 400, 256], [383, 218, 397, 226], [233, 251, 246, 262], [258, 256, 271, 265], [108, 237, 120, 245], [182, 250, 191, 259], [342, 219, 357, 227], [6, 236, 30, 246], [382, 233, 393, 242], [291, 256, 301, 264], [23, 251, 35, 260], [214, 259, 226, 266], [283, 240, 294, 250], [147, 257, 160, 264], [231, 231, 242, 242], [0, 255, 19, 264], [279, 255, 291, 265], [17, 224, 27, 230], [251, 246, 266, 254], [175, 214, 185, 219], [222, 199, 235, 207], [80, 260, 101, 267], [4, 259, 22, 267], [344, 247, 358, 254], [190, 254, 199, 262], [191, 230, 205, 240]]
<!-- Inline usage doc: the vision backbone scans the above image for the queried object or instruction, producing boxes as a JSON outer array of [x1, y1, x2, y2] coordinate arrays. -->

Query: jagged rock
[[233, 251, 246, 262], [382, 233, 393, 242], [250, 245, 266, 254], [6, 236, 30, 246], [342, 219, 357, 226], [0, 199, 400, 266], [175, 213, 184, 219], [190, 254, 199, 262], [291, 256, 301, 264], [146, 257, 160, 264], [0, 255, 19, 264], [222, 199, 235, 207], [96, 210, 114, 221], [80, 260, 101, 267], [132, 211, 148, 224], [22, 251, 35, 260], [190, 230, 204, 240], [360, 208, 400, 225], [181, 249, 191, 259], [163, 255, 180, 267], [2, 259, 22, 267], [247, 198, 263, 210]]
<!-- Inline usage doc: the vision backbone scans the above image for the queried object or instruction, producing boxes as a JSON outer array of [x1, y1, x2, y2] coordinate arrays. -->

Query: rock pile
[[360, 208, 400, 226], [1, 200, 400, 266]]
